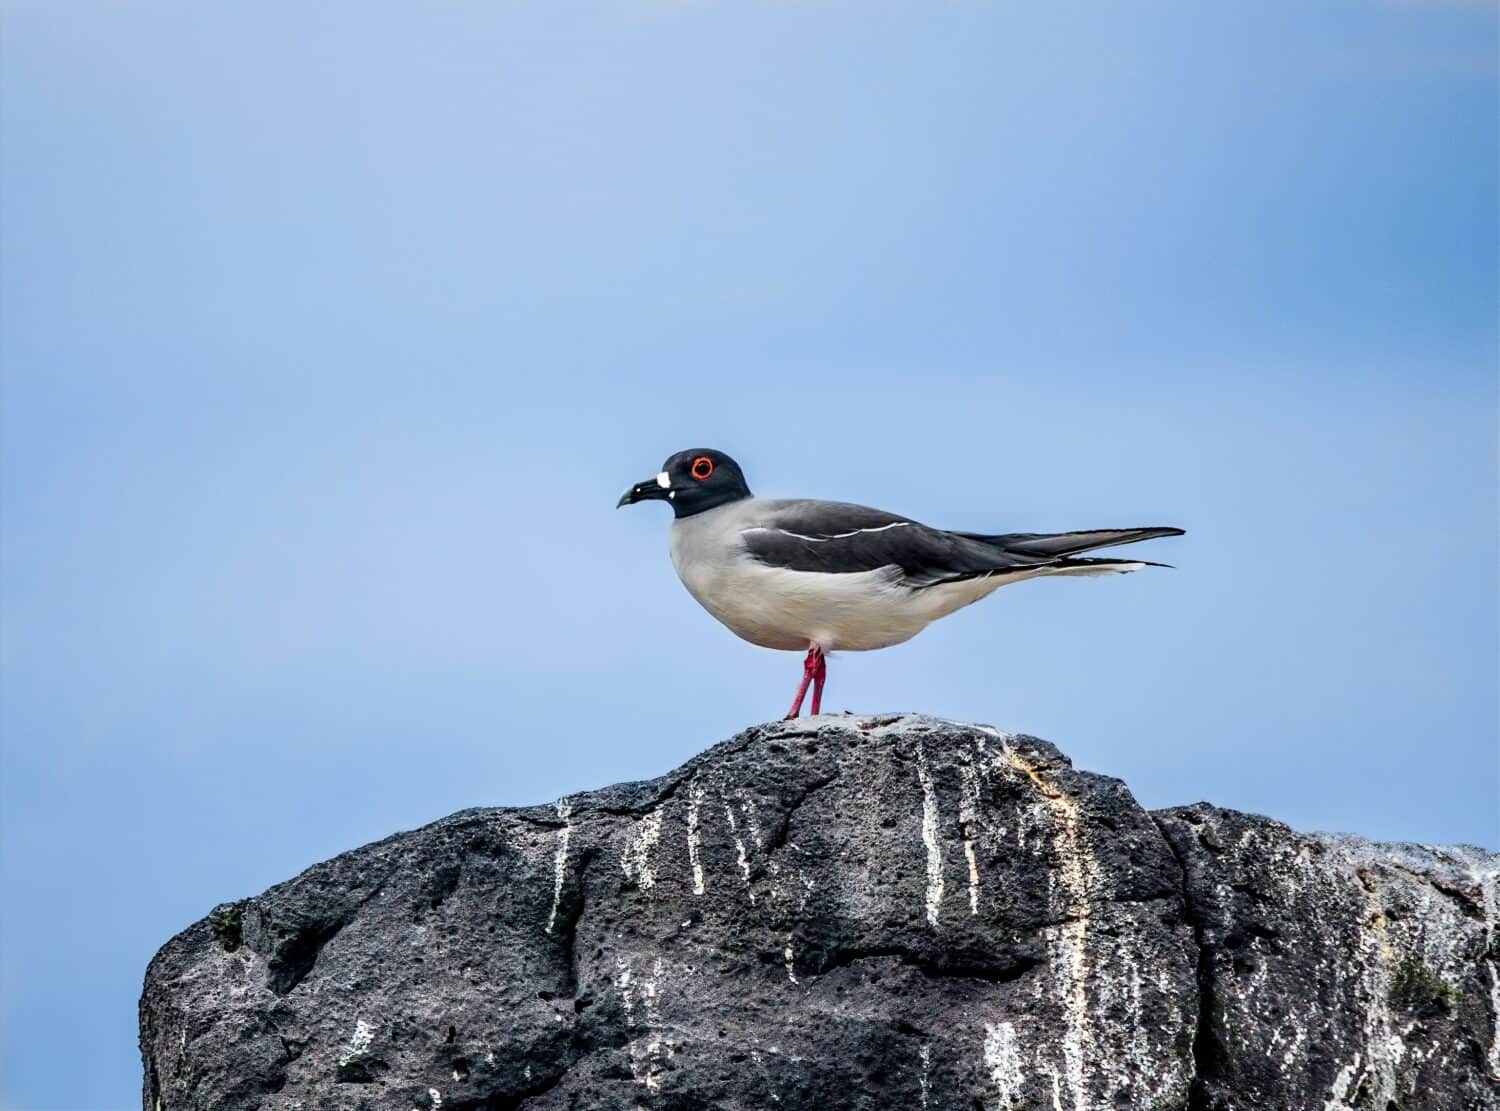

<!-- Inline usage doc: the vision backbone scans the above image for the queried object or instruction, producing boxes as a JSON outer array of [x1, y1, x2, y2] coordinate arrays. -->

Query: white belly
[[670, 539, 1014, 652]]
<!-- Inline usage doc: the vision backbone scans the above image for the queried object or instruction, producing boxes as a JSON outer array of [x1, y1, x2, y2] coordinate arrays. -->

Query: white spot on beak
[[655, 472, 671, 489]]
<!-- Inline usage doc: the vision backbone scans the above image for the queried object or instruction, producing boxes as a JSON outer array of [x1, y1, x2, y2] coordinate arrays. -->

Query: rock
[[1156, 805, 1498, 1111], [139, 715, 1499, 1110]]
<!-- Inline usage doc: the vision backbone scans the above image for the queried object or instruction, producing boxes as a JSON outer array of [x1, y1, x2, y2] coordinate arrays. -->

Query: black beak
[[617, 476, 669, 508]]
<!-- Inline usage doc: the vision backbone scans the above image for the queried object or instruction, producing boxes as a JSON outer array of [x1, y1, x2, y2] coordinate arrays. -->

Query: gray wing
[[741, 501, 1184, 587], [740, 500, 1050, 588]]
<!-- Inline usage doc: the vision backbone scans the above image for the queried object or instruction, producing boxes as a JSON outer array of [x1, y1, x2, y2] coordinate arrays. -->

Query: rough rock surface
[[140, 715, 1499, 1110]]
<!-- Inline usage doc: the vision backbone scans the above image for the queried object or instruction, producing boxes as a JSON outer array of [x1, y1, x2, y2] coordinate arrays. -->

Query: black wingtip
[[975, 525, 1187, 561], [1054, 556, 1176, 571]]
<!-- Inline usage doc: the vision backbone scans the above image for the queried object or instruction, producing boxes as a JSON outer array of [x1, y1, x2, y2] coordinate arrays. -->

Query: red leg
[[809, 650, 827, 716], [784, 646, 823, 719]]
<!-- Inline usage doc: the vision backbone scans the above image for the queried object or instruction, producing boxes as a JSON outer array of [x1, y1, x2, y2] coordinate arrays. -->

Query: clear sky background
[[2, 2, 1496, 1107]]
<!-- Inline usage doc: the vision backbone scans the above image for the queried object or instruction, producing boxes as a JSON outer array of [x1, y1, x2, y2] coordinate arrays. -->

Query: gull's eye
[[691, 456, 714, 480]]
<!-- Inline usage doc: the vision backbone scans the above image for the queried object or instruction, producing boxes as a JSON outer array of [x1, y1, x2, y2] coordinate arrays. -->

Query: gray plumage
[[669, 496, 1182, 653], [739, 500, 1180, 587], [618, 449, 1185, 706]]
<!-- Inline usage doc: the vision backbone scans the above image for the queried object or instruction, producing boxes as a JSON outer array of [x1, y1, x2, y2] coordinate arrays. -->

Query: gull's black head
[[616, 449, 752, 518]]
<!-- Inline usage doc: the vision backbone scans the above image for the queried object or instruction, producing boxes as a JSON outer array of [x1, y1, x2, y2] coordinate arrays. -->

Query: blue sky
[[2, 2, 1495, 1107]]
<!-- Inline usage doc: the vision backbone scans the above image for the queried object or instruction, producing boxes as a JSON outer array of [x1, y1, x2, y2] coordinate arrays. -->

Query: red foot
[[810, 650, 827, 715], [784, 646, 828, 719]]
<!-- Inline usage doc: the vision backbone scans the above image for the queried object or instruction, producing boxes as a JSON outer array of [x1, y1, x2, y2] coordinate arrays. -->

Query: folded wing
[[741, 501, 1183, 588]]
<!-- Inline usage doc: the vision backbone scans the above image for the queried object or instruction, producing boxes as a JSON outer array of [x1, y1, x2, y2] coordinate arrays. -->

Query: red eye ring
[[691, 456, 714, 480]]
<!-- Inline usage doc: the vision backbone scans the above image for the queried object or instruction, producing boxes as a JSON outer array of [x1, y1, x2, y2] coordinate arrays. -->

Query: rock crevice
[[140, 715, 1498, 1110]]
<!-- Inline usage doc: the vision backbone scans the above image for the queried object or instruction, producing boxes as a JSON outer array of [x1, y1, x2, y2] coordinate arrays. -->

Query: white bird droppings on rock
[[959, 754, 983, 916], [1001, 743, 1096, 1111], [983, 1021, 1024, 1109], [724, 800, 756, 904], [1321, 1054, 1362, 1111], [545, 798, 573, 934], [687, 782, 706, 896], [620, 807, 664, 892], [337, 1018, 375, 1068], [741, 797, 766, 850], [915, 741, 944, 927], [616, 956, 668, 1094]]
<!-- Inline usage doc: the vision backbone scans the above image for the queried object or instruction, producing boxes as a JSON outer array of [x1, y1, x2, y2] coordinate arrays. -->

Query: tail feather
[[957, 526, 1185, 560], [1044, 556, 1174, 577]]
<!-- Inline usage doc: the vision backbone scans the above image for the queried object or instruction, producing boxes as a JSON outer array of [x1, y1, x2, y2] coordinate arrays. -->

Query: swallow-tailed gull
[[618, 449, 1183, 718]]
